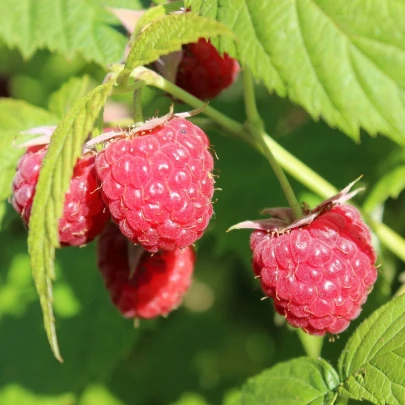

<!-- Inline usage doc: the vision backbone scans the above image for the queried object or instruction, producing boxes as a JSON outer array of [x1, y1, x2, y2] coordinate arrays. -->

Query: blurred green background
[[0, 2, 404, 404]]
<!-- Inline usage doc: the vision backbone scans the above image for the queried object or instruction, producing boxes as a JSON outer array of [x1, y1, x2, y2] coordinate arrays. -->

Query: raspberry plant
[[1, 1, 405, 404]]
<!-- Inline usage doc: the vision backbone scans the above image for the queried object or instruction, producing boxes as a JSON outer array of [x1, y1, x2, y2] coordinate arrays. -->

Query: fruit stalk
[[132, 86, 143, 123], [297, 330, 323, 359], [242, 69, 302, 220], [126, 66, 405, 263]]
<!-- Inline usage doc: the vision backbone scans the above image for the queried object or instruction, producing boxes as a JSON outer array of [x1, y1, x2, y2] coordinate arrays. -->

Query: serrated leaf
[[188, 0, 405, 145], [48, 75, 96, 119], [27, 80, 115, 361], [338, 294, 405, 404], [123, 12, 233, 73], [241, 357, 339, 405], [0, 0, 127, 66], [131, 1, 184, 38], [0, 99, 58, 203]]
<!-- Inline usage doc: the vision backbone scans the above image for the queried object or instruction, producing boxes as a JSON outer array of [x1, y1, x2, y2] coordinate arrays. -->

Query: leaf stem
[[126, 66, 405, 264], [242, 69, 302, 220]]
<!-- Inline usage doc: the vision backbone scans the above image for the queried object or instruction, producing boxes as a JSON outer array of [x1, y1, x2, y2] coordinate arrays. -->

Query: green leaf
[[363, 166, 405, 212], [338, 294, 405, 403], [0, 232, 139, 404], [132, 1, 184, 39], [0, 99, 57, 203], [0, 0, 127, 66], [27, 79, 115, 361], [241, 357, 339, 405], [188, 0, 405, 145], [124, 12, 234, 73], [48, 75, 96, 119]]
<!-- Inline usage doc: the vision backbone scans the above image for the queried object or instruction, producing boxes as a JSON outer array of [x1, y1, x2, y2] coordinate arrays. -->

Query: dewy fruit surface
[[250, 204, 377, 335], [12, 146, 110, 246], [95, 117, 215, 252], [175, 38, 240, 100], [97, 223, 195, 319]]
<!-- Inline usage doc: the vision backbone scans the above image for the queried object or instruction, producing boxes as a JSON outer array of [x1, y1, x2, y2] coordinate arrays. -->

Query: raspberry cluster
[[12, 116, 212, 319], [250, 204, 377, 335]]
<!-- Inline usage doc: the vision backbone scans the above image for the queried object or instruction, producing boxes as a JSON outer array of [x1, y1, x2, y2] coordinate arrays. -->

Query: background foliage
[[1, 0, 405, 404]]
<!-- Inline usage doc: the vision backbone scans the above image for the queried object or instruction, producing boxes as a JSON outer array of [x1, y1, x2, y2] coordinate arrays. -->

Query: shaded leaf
[[0, 232, 139, 404], [0, 0, 127, 65], [338, 294, 405, 404], [187, 0, 405, 145], [27, 80, 115, 361], [241, 357, 339, 405]]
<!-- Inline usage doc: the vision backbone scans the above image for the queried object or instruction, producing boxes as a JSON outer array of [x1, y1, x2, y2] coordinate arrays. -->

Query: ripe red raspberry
[[175, 38, 240, 100], [95, 116, 214, 252], [250, 204, 377, 336], [12, 145, 110, 246], [97, 223, 195, 319]]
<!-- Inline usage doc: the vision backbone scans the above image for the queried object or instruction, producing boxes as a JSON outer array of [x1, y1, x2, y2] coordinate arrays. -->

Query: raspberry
[[175, 38, 240, 100], [251, 204, 377, 335], [12, 145, 110, 246], [97, 223, 195, 319], [95, 116, 214, 252]]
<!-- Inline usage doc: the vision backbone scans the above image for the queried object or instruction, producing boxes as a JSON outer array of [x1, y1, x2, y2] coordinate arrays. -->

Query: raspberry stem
[[125, 66, 405, 263], [335, 395, 349, 405], [297, 329, 323, 359], [242, 69, 302, 220], [132, 87, 143, 123]]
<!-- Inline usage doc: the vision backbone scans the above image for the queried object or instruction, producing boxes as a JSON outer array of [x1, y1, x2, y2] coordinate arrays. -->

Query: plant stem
[[132, 86, 144, 123], [334, 395, 349, 405], [297, 330, 323, 358], [129, 67, 250, 143], [242, 69, 302, 220], [243, 68, 324, 356], [127, 66, 405, 264]]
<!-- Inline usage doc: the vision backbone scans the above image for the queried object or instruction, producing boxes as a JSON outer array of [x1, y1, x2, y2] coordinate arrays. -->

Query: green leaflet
[[338, 294, 405, 403], [131, 1, 184, 39], [123, 12, 234, 73], [241, 357, 339, 405], [48, 75, 96, 119], [187, 0, 405, 145], [27, 80, 116, 361], [0, 233, 139, 404], [363, 165, 405, 213], [0, 0, 127, 65]]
